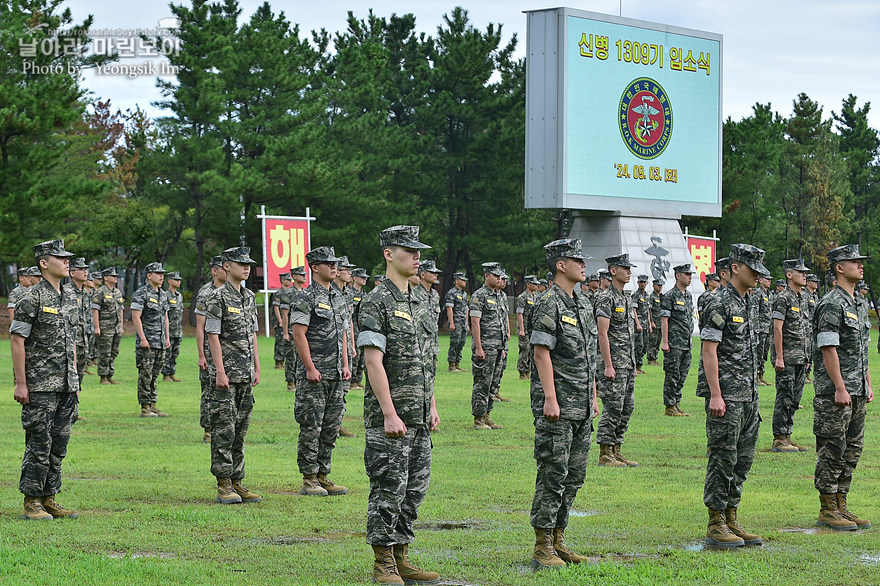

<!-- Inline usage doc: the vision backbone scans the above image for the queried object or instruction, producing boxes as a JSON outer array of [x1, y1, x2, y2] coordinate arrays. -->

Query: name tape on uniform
[[228, 307, 242, 314], [561, 315, 578, 326], [393, 310, 412, 321]]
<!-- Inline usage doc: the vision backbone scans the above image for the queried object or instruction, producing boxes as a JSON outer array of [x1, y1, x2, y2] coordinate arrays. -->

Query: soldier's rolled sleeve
[[445, 301, 454, 308], [659, 309, 671, 318], [358, 331, 387, 352], [279, 302, 290, 310], [701, 327, 723, 342], [130, 302, 144, 311], [515, 307, 525, 314], [771, 311, 786, 321], [10, 320, 32, 337], [204, 292, 222, 334], [90, 301, 102, 311], [12, 297, 37, 338], [289, 310, 310, 326], [815, 304, 841, 348], [205, 319, 222, 334], [7, 301, 14, 308], [817, 332, 839, 347], [530, 330, 556, 350]]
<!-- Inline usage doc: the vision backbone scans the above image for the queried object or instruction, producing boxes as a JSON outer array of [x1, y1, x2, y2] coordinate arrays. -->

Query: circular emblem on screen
[[618, 77, 673, 159]]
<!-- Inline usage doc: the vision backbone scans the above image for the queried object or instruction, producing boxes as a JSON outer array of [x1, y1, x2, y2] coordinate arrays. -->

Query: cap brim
[[403, 241, 431, 250], [53, 251, 75, 258]]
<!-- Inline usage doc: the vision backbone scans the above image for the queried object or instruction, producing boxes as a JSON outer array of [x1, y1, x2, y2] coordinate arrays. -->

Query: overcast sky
[[62, 0, 880, 128]]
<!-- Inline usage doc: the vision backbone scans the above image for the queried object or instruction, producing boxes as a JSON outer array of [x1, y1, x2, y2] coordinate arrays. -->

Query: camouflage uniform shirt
[[7, 284, 27, 310], [594, 285, 635, 369], [421, 285, 441, 359], [649, 290, 663, 324], [772, 286, 809, 365], [445, 287, 469, 324], [62, 282, 90, 349], [290, 281, 348, 381], [270, 286, 290, 327], [660, 286, 695, 349], [469, 285, 506, 350], [697, 289, 716, 319], [165, 289, 184, 338], [752, 286, 773, 334], [631, 288, 650, 326], [91, 284, 125, 331], [195, 281, 220, 366], [204, 281, 259, 383], [131, 284, 168, 348], [516, 289, 537, 334], [813, 285, 870, 397]]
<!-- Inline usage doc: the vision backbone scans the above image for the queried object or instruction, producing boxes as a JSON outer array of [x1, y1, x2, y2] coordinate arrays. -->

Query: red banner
[[687, 236, 716, 284], [264, 218, 310, 290]]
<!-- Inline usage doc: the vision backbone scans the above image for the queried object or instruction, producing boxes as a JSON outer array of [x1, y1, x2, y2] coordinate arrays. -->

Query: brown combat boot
[[274, 361, 284, 370], [665, 405, 683, 417], [150, 403, 169, 417], [170, 375, 181, 382], [473, 417, 491, 430], [22, 495, 53, 521], [140, 404, 158, 418], [392, 543, 440, 584], [706, 509, 745, 548], [636, 368, 646, 375], [85, 366, 95, 375], [483, 416, 503, 429], [350, 381, 364, 390], [454, 362, 468, 372], [757, 374, 770, 386], [817, 493, 857, 530], [100, 376, 111, 385], [674, 403, 690, 417], [301, 474, 328, 496], [202, 429, 211, 443], [724, 507, 761, 545], [552, 528, 587, 563], [41, 495, 78, 519], [163, 375, 173, 383], [519, 372, 529, 380], [338, 426, 355, 438], [532, 527, 565, 569], [598, 444, 626, 467], [108, 377, 120, 384], [494, 392, 510, 402], [614, 444, 639, 467], [837, 493, 871, 529], [372, 545, 404, 584], [771, 435, 799, 453], [316, 474, 348, 496], [448, 362, 457, 372], [287, 381, 296, 392], [648, 359, 659, 366], [787, 435, 809, 452], [216, 477, 242, 504], [231, 479, 263, 503]]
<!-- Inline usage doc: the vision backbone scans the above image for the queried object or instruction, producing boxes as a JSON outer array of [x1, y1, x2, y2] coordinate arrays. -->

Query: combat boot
[[483, 416, 503, 429], [163, 375, 173, 383], [473, 417, 491, 430], [665, 405, 683, 417], [216, 478, 242, 504], [552, 528, 587, 563], [22, 495, 53, 520], [316, 474, 348, 496], [614, 444, 639, 467], [108, 377, 120, 384], [170, 375, 181, 382], [705, 509, 744, 548], [301, 474, 328, 496], [350, 381, 364, 390], [494, 392, 510, 402], [274, 361, 284, 370], [448, 362, 456, 372], [338, 426, 355, 438], [837, 493, 871, 528], [454, 363, 468, 372], [724, 507, 761, 545], [771, 435, 799, 453], [41, 495, 78, 519], [817, 494, 857, 530], [648, 359, 659, 366], [202, 429, 211, 443], [85, 366, 95, 375], [287, 381, 296, 392], [757, 374, 770, 386], [598, 444, 626, 467], [372, 545, 404, 584], [675, 403, 690, 417], [636, 368, 646, 375], [100, 376, 111, 385], [787, 435, 809, 452], [392, 543, 440, 584], [231, 479, 263, 503], [140, 404, 158, 418], [531, 527, 565, 569], [150, 403, 169, 417], [519, 372, 529, 380]]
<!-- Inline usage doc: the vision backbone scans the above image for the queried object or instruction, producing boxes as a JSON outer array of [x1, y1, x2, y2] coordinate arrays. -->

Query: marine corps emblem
[[618, 77, 673, 159]]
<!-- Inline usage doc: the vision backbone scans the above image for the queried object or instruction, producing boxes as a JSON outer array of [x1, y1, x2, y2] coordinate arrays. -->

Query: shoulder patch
[[711, 314, 725, 328], [295, 302, 309, 313], [361, 314, 379, 331], [540, 314, 555, 329]]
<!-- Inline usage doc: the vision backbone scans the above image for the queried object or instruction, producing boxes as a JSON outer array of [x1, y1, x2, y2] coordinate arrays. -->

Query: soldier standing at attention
[[770, 259, 811, 453], [357, 225, 440, 585], [812, 245, 873, 531], [284, 266, 307, 392], [11, 240, 79, 520], [716, 258, 731, 289], [334, 256, 358, 439], [775, 279, 786, 295], [290, 247, 351, 496], [86, 271, 102, 366], [445, 272, 469, 372], [272, 272, 293, 370], [92, 267, 125, 385], [585, 273, 600, 305], [349, 267, 369, 390], [162, 272, 184, 383], [595, 254, 639, 467], [205, 246, 262, 505], [7, 267, 31, 322], [698, 273, 721, 322], [753, 275, 774, 387], [131, 263, 170, 418], [492, 270, 511, 402], [63, 258, 91, 385], [516, 275, 539, 380], [470, 262, 507, 430], [805, 273, 819, 382], [632, 274, 651, 375], [528, 239, 598, 569], [598, 269, 611, 294], [418, 260, 442, 393], [373, 275, 384, 289], [661, 264, 696, 417], [195, 256, 226, 443], [646, 278, 664, 366], [698, 244, 767, 548], [537, 279, 548, 293]]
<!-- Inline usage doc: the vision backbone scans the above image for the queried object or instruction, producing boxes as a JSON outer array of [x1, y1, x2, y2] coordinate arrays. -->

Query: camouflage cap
[[453, 272, 468, 281], [351, 268, 368, 278], [775, 279, 787, 288], [543, 238, 591, 260], [858, 280, 868, 290], [705, 273, 720, 282], [637, 274, 650, 282], [102, 267, 119, 277], [782, 258, 810, 272], [338, 256, 355, 268], [70, 257, 89, 270], [210, 255, 223, 267], [806, 273, 820, 283], [546, 272, 554, 281], [605, 253, 636, 268], [827, 244, 870, 264], [419, 260, 442, 274], [89, 271, 102, 280], [673, 264, 696, 274], [499, 270, 509, 280], [482, 262, 503, 277], [26, 266, 42, 277], [278, 272, 292, 281], [598, 269, 612, 280], [525, 274, 540, 285], [538, 279, 548, 286], [16, 266, 29, 277], [167, 271, 182, 280], [378, 225, 430, 249], [291, 265, 307, 276], [33, 239, 74, 258], [729, 244, 768, 276], [305, 246, 342, 265], [372, 274, 385, 282], [716, 257, 730, 271], [221, 246, 256, 264], [653, 277, 665, 286], [144, 262, 166, 274], [587, 273, 599, 282]]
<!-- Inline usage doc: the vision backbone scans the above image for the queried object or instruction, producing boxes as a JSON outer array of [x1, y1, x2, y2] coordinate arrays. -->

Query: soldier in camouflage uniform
[[290, 246, 351, 496], [646, 278, 664, 365], [660, 264, 695, 417], [284, 265, 307, 392], [161, 271, 184, 382], [131, 263, 170, 418], [716, 257, 731, 289], [585, 273, 600, 305], [63, 258, 92, 385], [697, 273, 720, 322], [470, 262, 508, 430], [752, 274, 774, 386], [334, 256, 358, 438], [271, 272, 293, 369], [528, 239, 598, 569], [697, 244, 767, 548], [632, 274, 651, 375], [357, 225, 441, 585], [87, 271, 102, 365], [537, 279, 548, 293], [805, 273, 819, 382], [812, 244, 873, 531], [418, 260, 442, 391], [516, 275, 539, 380], [349, 267, 368, 389], [7, 266, 31, 322], [595, 253, 639, 467], [775, 279, 786, 295], [490, 270, 511, 402], [195, 256, 226, 443], [11, 239, 80, 520], [91, 267, 125, 385], [445, 272, 469, 372], [205, 246, 262, 505]]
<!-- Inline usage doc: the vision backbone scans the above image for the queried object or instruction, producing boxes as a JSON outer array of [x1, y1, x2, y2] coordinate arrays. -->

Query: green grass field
[[1, 334, 879, 585]]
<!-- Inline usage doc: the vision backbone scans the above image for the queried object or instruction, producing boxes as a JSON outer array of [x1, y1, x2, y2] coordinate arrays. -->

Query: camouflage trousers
[[161, 337, 182, 375], [596, 368, 635, 445], [471, 348, 504, 417], [634, 326, 649, 369], [646, 327, 661, 362], [517, 335, 532, 374], [531, 416, 591, 529], [295, 379, 345, 476], [813, 394, 866, 495], [352, 344, 366, 384], [88, 331, 96, 361], [704, 398, 760, 511], [96, 330, 121, 377], [365, 424, 431, 546], [756, 331, 771, 376], [20, 392, 78, 497], [209, 381, 254, 479], [772, 362, 808, 436], [199, 367, 214, 430], [492, 348, 508, 396], [662, 347, 691, 406], [284, 342, 300, 384], [447, 321, 467, 364], [76, 344, 88, 384], [136, 347, 165, 406], [273, 325, 287, 365]]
